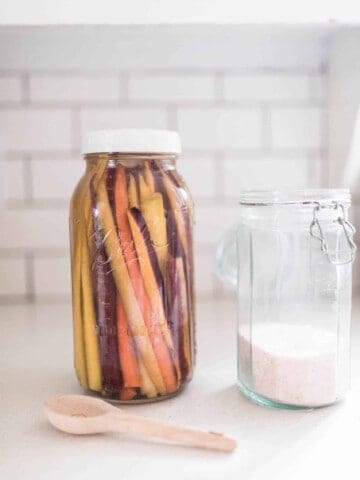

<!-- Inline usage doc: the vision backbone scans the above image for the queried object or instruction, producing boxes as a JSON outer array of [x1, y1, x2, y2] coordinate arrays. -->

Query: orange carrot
[[115, 165, 178, 394], [120, 387, 137, 401], [116, 299, 141, 388]]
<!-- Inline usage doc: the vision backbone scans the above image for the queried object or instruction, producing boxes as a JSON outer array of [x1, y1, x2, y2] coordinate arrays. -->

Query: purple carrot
[[168, 169, 196, 367], [159, 165, 196, 369], [128, 206, 166, 296], [90, 166, 123, 395], [166, 256, 190, 379]]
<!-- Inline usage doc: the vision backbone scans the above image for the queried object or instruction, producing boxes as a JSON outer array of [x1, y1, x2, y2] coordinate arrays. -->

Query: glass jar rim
[[239, 189, 351, 206]]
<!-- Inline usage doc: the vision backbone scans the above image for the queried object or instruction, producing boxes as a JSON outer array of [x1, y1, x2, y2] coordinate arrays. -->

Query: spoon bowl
[[44, 395, 115, 435]]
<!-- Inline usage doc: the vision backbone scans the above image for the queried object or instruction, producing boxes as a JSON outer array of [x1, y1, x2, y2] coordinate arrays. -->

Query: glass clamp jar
[[70, 129, 195, 403], [217, 189, 356, 409]]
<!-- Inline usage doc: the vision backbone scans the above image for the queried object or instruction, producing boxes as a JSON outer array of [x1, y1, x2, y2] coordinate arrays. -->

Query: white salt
[[238, 323, 345, 407]]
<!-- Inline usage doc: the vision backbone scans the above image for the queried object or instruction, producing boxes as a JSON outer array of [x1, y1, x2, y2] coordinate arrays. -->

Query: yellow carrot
[[70, 170, 96, 388], [141, 193, 168, 273], [70, 156, 110, 391], [138, 358, 158, 398], [176, 257, 192, 369], [128, 173, 139, 208], [159, 169, 189, 254], [138, 173, 152, 202], [80, 227, 102, 392]]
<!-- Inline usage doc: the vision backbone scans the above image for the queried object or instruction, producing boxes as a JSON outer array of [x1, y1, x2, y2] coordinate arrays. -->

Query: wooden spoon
[[44, 395, 236, 452]]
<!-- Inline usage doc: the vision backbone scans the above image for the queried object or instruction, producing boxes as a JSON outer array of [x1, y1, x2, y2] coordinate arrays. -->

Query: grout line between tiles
[[71, 107, 81, 151], [321, 102, 329, 187], [261, 104, 272, 152], [119, 72, 129, 105], [166, 104, 178, 130], [0, 67, 326, 76], [23, 154, 33, 200], [21, 73, 30, 105], [25, 251, 35, 303], [214, 153, 226, 202], [0, 99, 326, 110], [214, 71, 224, 105]]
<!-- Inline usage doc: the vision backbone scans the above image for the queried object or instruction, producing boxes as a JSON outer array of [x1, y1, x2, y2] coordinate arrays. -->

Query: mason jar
[[216, 189, 356, 409], [70, 129, 195, 402]]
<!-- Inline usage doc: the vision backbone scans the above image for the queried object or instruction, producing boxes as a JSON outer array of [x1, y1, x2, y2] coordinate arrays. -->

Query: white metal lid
[[82, 129, 181, 154]]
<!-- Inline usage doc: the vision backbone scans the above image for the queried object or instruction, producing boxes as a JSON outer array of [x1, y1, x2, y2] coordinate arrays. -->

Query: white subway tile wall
[[29, 75, 122, 103], [0, 76, 23, 103], [129, 74, 215, 102], [0, 69, 326, 303], [80, 107, 168, 138], [4, 160, 25, 201], [0, 109, 73, 151], [223, 74, 312, 102], [31, 158, 83, 200], [0, 209, 68, 249], [270, 107, 323, 150], [223, 156, 311, 194], [34, 256, 71, 299], [0, 257, 27, 297], [178, 107, 263, 150]]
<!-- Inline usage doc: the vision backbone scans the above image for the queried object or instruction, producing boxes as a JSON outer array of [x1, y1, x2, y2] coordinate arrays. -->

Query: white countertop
[[1, 299, 360, 480]]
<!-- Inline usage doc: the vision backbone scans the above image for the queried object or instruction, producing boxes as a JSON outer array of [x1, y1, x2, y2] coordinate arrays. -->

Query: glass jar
[[70, 129, 195, 402], [216, 189, 356, 409]]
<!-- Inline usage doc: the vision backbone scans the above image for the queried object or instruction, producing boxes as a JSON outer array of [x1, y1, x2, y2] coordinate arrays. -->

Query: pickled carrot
[[138, 358, 158, 399], [120, 387, 138, 401], [141, 193, 168, 274], [70, 175, 89, 388], [151, 162, 195, 376], [115, 166, 178, 394], [165, 257, 185, 378], [91, 169, 123, 394], [138, 173, 152, 202], [176, 257, 192, 372], [143, 160, 156, 193], [80, 233, 103, 392], [116, 299, 141, 388], [127, 208, 179, 393], [157, 166, 196, 370], [128, 173, 139, 208], [70, 157, 109, 392], [97, 175, 166, 395]]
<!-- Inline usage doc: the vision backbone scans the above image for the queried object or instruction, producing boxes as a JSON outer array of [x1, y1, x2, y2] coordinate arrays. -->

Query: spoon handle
[[108, 412, 236, 452]]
